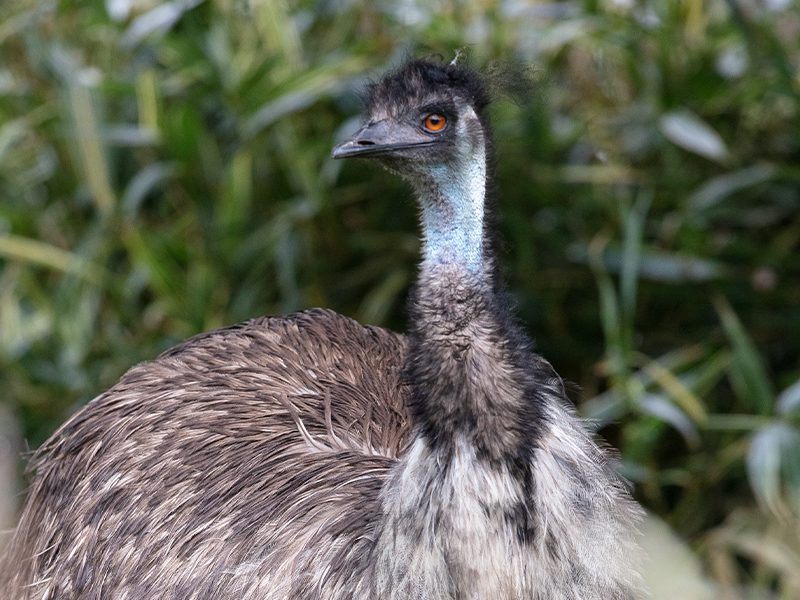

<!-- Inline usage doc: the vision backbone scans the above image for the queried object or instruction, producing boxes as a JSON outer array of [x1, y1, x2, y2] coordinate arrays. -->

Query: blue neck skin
[[418, 133, 487, 276]]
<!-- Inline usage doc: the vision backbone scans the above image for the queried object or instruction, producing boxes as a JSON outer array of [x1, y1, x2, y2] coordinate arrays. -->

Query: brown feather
[[2, 309, 411, 598]]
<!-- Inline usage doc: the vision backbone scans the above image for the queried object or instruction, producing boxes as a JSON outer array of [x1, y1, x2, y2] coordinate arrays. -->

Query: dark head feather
[[363, 58, 491, 119]]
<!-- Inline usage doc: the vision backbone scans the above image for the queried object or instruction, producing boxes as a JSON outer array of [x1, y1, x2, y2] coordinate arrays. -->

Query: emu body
[[2, 59, 642, 599]]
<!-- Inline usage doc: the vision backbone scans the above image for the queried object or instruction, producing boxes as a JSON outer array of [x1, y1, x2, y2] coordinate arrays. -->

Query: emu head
[[332, 58, 491, 180]]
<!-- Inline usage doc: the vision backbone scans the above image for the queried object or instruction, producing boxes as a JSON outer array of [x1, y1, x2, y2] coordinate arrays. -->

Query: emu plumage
[[2, 58, 642, 599]]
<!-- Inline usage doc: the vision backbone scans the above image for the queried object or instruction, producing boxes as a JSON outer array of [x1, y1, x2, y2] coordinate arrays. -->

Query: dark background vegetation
[[1, 0, 798, 596]]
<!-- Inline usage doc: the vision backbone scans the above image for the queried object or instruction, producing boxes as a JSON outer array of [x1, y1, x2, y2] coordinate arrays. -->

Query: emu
[[2, 58, 642, 599]]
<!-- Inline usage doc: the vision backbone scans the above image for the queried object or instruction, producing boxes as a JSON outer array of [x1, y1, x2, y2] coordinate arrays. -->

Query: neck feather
[[404, 127, 546, 466]]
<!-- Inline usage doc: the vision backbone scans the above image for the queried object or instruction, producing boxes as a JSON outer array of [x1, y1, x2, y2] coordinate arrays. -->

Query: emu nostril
[[357, 139, 375, 146]]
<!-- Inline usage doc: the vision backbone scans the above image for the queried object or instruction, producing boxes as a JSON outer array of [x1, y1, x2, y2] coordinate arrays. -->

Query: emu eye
[[422, 113, 447, 133]]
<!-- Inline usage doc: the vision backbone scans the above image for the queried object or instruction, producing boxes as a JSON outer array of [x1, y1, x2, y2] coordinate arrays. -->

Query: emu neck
[[405, 133, 542, 467], [418, 144, 488, 275]]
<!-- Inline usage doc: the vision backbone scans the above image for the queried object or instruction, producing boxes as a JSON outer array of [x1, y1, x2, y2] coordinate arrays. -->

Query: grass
[[1, 0, 799, 596]]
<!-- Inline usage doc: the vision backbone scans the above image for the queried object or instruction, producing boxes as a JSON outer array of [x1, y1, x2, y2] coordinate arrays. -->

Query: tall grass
[[1, 0, 798, 595]]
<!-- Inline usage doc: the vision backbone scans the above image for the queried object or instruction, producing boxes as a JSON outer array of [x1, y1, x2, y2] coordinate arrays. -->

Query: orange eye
[[423, 113, 447, 132]]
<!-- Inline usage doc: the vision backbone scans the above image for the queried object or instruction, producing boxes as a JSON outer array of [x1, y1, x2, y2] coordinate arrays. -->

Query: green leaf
[[747, 423, 800, 517], [241, 58, 368, 139], [640, 355, 708, 423], [687, 164, 776, 212], [121, 0, 205, 48], [639, 393, 700, 448], [65, 80, 116, 216], [357, 268, 408, 325], [0, 234, 102, 283], [659, 110, 730, 163], [121, 162, 176, 219], [778, 379, 800, 417], [569, 243, 727, 283], [620, 192, 650, 330], [713, 295, 774, 415]]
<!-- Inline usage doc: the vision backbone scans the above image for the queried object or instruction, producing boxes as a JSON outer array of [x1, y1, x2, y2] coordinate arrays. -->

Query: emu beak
[[332, 120, 436, 159]]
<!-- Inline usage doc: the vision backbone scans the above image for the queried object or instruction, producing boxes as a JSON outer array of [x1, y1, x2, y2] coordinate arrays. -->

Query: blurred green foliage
[[1, 0, 799, 596]]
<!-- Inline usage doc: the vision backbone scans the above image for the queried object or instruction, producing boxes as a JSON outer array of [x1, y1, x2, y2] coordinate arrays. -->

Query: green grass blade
[[713, 295, 774, 415], [0, 234, 102, 283], [66, 81, 116, 216]]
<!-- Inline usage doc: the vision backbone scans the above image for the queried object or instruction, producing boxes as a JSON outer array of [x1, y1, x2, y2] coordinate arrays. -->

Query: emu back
[[2, 311, 410, 598]]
